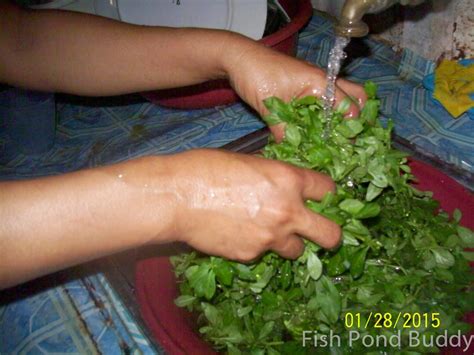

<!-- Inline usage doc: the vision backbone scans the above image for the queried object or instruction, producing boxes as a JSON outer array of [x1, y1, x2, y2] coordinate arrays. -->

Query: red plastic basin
[[135, 159, 474, 355], [141, 0, 313, 109]]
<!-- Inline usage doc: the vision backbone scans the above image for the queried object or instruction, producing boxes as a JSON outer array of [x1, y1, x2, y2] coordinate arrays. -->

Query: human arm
[[0, 1, 365, 126], [0, 0, 231, 95], [0, 149, 340, 290]]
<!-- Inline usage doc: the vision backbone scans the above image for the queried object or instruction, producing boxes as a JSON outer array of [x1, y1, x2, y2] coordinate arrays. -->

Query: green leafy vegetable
[[307, 252, 323, 281], [171, 82, 473, 354]]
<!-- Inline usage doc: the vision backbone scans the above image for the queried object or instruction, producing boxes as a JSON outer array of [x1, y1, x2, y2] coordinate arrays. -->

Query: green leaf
[[202, 302, 221, 326], [213, 260, 234, 286], [237, 305, 253, 317], [189, 263, 216, 300], [444, 234, 461, 248], [285, 123, 301, 147], [336, 97, 351, 114], [400, 164, 411, 173], [258, 321, 275, 340], [263, 97, 294, 123], [250, 265, 273, 293], [360, 99, 379, 125], [366, 182, 383, 201], [422, 250, 437, 270], [263, 113, 283, 126], [317, 276, 341, 324], [294, 95, 319, 106], [326, 249, 348, 276], [336, 119, 364, 138], [235, 264, 255, 281], [356, 286, 384, 306], [385, 284, 406, 305], [350, 247, 368, 279], [345, 219, 370, 236], [435, 268, 454, 282], [304, 146, 332, 167], [430, 247, 455, 269], [184, 265, 199, 280], [223, 325, 245, 344], [452, 208, 462, 223], [368, 159, 388, 188], [279, 260, 292, 289], [338, 199, 365, 216], [228, 345, 243, 355], [457, 225, 474, 247], [354, 202, 380, 219], [174, 295, 196, 307], [342, 229, 360, 246], [305, 199, 322, 213], [307, 252, 323, 280], [364, 81, 377, 99], [285, 288, 304, 302]]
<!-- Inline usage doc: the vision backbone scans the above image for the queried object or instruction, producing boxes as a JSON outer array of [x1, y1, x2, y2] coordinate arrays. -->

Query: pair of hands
[[0, 10, 368, 286], [158, 43, 367, 261]]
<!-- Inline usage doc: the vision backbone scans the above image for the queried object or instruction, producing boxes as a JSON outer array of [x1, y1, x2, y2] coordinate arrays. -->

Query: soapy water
[[323, 36, 350, 138]]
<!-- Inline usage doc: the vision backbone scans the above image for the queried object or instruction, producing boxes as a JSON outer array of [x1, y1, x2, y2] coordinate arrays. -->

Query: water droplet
[[312, 88, 322, 96], [333, 276, 343, 284]]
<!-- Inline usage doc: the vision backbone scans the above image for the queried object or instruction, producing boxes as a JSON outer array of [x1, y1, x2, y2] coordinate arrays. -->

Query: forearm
[[0, 156, 177, 289], [0, 1, 247, 95]]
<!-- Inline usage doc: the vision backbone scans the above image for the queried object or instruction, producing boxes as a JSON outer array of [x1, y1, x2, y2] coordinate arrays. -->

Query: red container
[[141, 0, 313, 109], [135, 159, 474, 355]]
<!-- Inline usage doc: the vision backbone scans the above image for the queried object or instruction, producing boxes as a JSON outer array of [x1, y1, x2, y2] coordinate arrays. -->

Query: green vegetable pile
[[170, 83, 474, 354]]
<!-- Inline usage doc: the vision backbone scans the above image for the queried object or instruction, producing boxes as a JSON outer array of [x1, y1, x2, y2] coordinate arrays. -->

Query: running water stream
[[323, 36, 350, 138]]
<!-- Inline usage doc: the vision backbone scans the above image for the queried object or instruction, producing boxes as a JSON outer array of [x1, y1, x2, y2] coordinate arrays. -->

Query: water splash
[[323, 36, 350, 138]]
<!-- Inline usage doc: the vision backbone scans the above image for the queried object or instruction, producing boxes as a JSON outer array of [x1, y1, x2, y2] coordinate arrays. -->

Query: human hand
[[223, 37, 366, 141], [165, 149, 340, 261]]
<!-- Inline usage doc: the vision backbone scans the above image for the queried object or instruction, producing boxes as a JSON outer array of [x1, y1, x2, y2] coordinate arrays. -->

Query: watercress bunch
[[171, 82, 474, 354]]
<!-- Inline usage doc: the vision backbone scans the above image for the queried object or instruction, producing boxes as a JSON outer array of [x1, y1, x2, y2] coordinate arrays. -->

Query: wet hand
[[166, 149, 341, 262], [223, 40, 366, 141]]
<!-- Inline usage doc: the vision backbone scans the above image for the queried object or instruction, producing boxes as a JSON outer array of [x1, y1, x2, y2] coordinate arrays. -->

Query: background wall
[[311, 0, 473, 61]]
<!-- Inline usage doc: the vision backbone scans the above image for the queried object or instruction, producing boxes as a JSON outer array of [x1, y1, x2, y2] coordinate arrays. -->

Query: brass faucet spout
[[335, 0, 425, 38], [335, 0, 376, 37]]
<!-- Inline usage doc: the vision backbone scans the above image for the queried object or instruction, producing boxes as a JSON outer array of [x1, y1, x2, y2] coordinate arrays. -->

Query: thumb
[[269, 123, 286, 143]]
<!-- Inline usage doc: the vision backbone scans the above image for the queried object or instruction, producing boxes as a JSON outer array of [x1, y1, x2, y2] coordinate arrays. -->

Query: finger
[[272, 234, 305, 259], [294, 207, 341, 249], [296, 167, 336, 201], [269, 123, 286, 143], [332, 87, 361, 119], [336, 78, 367, 107], [301, 71, 363, 119], [336, 79, 367, 119]]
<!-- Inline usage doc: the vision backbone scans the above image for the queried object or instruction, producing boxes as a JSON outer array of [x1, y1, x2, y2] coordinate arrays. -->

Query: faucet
[[334, 0, 426, 37]]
